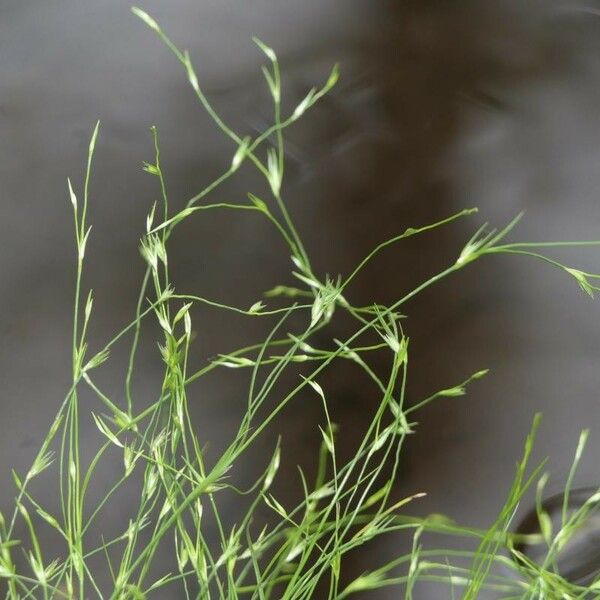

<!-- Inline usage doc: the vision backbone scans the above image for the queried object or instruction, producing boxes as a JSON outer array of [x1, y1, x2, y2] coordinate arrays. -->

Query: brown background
[[2, 1, 600, 597]]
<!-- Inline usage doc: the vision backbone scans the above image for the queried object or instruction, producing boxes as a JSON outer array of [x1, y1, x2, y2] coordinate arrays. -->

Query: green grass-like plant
[[2, 8, 600, 599]]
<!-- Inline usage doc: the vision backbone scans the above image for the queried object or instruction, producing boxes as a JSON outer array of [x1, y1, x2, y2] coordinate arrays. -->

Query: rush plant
[[1, 7, 600, 599]]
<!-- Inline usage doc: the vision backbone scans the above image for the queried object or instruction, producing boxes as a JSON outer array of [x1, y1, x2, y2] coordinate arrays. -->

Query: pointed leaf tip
[[252, 37, 276, 63], [131, 7, 159, 31]]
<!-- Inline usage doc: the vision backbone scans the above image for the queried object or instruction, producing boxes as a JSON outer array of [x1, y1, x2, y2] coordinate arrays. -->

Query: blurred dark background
[[2, 1, 600, 597]]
